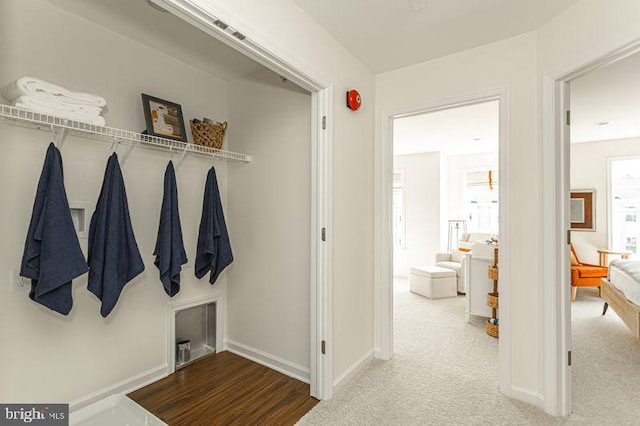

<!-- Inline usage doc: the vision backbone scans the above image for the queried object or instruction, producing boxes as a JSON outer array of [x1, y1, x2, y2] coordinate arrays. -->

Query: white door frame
[[542, 39, 640, 416], [375, 86, 512, 395], [152, 0, 333, 399]]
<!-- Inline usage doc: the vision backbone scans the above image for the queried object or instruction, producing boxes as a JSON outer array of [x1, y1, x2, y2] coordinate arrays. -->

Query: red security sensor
[[346, 89, 361, 111]]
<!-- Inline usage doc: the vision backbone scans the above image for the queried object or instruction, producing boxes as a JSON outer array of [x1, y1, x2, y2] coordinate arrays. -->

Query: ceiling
[[395, 49, 640, 156], [42, 0, 264, 80], [292, 0, 579, 73], [571, 52, 640, 144], [393, 101, 499, 156]]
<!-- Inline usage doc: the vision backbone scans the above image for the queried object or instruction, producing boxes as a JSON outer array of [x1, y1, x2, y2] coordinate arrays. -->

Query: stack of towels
[[2, 76, 107, 126]]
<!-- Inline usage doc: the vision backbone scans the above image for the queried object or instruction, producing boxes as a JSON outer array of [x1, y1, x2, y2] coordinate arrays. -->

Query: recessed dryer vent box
[[175, 301, 216, 369]]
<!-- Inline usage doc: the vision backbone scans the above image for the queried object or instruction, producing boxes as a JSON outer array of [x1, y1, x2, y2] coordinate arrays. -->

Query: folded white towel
[[2, 76, 107, 108], [14, 96, 103, 116], [13, 99, 106, 126]]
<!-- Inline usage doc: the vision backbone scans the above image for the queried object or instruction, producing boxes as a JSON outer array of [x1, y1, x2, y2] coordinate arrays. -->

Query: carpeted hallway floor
[[298, 280, 640, 425]]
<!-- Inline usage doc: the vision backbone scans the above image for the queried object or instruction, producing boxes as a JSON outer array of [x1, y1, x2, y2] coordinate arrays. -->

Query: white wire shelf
[[0, 104, 252, 162]]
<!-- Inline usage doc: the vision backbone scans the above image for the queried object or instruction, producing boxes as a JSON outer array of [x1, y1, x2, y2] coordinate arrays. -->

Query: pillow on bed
[[570, 251, 580, 266]]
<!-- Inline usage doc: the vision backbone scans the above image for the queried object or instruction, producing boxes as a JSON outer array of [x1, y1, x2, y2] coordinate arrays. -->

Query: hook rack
[[0, 105, 252, 162]]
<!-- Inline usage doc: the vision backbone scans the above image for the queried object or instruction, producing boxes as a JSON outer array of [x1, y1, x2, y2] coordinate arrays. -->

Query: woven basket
[[190, 120, 227, 149], [488, 265, 499, 280], [486, 320, 499, 338], [487, 292, 499, 309]]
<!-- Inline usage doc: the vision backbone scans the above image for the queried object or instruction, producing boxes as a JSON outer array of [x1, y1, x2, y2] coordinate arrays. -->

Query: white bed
[[607, 260, 640, 306], [602, 260, 640, 340]]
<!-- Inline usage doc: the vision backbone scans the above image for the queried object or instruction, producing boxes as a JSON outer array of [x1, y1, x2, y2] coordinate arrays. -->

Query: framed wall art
[[570, 189, 595, 231], [141, 93, 187, 142]]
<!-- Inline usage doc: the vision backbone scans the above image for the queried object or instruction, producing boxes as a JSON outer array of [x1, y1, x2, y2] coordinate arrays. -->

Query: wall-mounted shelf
[[0, 104, 252, 162]]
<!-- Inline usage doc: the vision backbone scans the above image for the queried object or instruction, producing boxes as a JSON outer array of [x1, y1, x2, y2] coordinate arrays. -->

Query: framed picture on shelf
[[141, 93, 187, 142], [570, 189, 595, 231]]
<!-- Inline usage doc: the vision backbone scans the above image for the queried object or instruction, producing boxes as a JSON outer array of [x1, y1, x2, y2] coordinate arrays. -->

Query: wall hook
[[50, 125, 66, 147], [110, 136, 120, 153], [176, 145, 189, 170], [50, 124, 56, 145]]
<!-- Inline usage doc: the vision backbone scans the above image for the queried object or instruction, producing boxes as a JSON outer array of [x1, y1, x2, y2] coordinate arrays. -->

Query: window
[[464, 169, 499, 234], [610, 158, 640, 256], [392, 171, 405, 248], [626, 237, 637, 254]]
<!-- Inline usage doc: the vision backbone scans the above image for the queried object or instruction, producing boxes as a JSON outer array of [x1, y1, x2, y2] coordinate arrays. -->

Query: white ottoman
[[409, 266, 457, 299]]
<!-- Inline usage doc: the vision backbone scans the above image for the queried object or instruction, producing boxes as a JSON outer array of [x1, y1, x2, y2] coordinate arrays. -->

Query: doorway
[[376, 88, 511, 395], [544, 38, 640, 417], [390, 99, 500, 385], [150, 0, 333, 400]]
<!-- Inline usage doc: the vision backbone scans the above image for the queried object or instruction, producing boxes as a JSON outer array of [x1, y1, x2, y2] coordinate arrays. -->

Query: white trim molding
[[495, 87, 512, 397], [317, 85, 334, 399], [225, 339, 311, 384], [375, 85, 512, 399], [511, 385, 545, 408], [151, 0, 328, 92], [333, 349, 375, 393], [69, 364, 168, 413], [542, 76, 572, 417], [374, 107, 394, 362]]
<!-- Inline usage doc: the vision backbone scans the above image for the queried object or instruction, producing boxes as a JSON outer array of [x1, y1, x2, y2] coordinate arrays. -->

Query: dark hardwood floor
[[128, 351, 319, 426]]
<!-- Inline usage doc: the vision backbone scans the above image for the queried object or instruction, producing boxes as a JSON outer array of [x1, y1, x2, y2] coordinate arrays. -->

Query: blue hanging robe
[[153, 161, 187, 297], [195, 167, 233, 284], [87, 153, 145, 317], [20, 143, 88, 315]]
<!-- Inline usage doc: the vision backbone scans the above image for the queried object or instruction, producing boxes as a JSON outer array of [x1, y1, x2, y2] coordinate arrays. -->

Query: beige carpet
[[298, 281, 640, 425]]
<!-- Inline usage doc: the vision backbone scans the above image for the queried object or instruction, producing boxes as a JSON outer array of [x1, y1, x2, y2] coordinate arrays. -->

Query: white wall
[[227, 69, 311, 370], [190, 0, 377, 380], [376, 32, 541, 398], [570, 137, 640, 265], [537, 0, 640, 80], [393, 153, 440, 277], [0, 0, 230, 402]]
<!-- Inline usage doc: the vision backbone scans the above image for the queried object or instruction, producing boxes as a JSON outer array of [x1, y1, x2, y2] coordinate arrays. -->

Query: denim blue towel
[[20, 143, 88, 315], [88, 153, 145, 317], [153, 161, 187, 297], [195, 167, 233, 284]]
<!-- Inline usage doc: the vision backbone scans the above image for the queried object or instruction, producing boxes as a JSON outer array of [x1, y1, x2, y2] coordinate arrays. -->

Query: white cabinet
[[463, 250, 496, 321]]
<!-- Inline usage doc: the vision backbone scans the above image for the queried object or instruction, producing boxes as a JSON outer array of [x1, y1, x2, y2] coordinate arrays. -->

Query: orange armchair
[[570, 244, 608, 301]]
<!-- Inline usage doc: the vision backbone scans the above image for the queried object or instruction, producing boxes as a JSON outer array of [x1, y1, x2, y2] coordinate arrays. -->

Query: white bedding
[[608, 260, 640, 307]]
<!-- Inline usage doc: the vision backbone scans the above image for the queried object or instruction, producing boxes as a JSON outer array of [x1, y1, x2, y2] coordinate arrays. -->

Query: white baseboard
[[224, 339, 310, 383], [69, 364, 168, 412], [333, 349, 375, 392], [510, 385, 545, 409], [374, 348, 389, 360]]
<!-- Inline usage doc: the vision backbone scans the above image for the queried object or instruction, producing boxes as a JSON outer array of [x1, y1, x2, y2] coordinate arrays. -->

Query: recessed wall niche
[[168, 295, 223, 372]]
